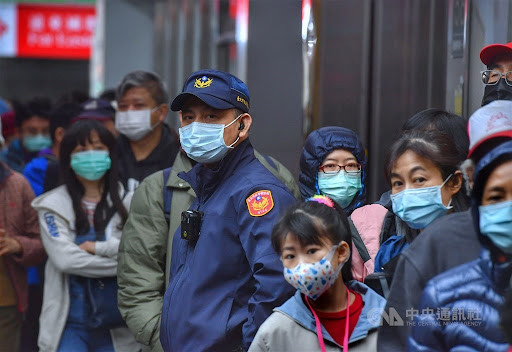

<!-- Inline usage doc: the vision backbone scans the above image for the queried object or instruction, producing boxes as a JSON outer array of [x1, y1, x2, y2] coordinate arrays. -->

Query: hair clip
[[306, 194, 335, 208]]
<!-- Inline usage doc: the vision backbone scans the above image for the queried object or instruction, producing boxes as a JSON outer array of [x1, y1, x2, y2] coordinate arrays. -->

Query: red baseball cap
[[480, 41, 512, 66]]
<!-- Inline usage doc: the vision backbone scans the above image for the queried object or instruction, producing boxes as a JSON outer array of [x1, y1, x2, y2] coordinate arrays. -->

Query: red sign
[[17, 4, 95, 59]]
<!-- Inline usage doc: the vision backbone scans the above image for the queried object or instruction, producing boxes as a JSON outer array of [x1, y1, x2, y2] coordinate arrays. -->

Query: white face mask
[[115, 106, 160, 141]]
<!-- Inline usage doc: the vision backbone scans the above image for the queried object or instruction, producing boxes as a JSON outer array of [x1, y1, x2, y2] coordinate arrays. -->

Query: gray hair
[[116, 70, 169, 105]]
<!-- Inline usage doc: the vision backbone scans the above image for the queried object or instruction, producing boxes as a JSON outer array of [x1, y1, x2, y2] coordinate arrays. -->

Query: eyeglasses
[[481, 70, 512, 86], [318, 163, 362, 174]]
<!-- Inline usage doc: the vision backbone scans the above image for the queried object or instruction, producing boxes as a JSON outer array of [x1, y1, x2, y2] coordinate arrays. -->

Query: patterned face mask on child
[[283, 244, 346, 300]]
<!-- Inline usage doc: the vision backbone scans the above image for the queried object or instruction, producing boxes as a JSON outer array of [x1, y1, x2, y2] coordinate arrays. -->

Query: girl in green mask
[[31, 120, 140, 352]]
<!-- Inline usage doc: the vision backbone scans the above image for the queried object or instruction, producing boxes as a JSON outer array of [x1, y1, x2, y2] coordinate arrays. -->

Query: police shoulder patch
[[246, 190, 274, 217]]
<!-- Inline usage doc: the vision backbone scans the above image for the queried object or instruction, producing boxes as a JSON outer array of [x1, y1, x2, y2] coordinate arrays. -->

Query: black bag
[[85, 276, 125, 329]]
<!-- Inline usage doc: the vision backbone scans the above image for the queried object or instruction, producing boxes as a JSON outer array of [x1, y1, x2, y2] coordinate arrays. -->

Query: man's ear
[[157, 104, 169, 123], [238, 113, 252, 139], [54, 127, 65, 144]]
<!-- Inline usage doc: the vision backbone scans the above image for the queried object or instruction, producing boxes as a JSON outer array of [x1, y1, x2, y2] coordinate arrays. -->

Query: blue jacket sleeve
[[23, 157, 48, 196], [237, 185, 296, 351], [408, 281, 445, 352]]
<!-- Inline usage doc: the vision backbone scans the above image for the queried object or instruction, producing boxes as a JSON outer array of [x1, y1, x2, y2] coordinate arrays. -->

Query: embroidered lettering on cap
[[194, 76, 213, 88], [246, 190, 274, 217], [237, 96, 249, 109], [44, 212, 59, 237]]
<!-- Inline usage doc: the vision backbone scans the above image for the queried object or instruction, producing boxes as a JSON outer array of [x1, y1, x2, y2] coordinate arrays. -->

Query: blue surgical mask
[[23, 134, 52, 152], [317, 171, 362, 208], [71, 150, 112, 181], [479, 200, 512, 254], [391, 175, 453, 230], [179, 114, 242, 164]]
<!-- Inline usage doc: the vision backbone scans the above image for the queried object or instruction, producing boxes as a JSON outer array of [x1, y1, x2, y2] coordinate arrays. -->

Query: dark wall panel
[[0, 58, 89, 102], [368, 0, 448, 200], [246, 0, 303, 179]]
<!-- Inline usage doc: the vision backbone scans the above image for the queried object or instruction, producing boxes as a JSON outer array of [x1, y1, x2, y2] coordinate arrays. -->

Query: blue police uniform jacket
[[160, 139, 296, 352]]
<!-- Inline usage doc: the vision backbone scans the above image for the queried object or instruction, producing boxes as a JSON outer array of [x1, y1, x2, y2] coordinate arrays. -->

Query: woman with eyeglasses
[[299, 126, 367, 214], [299, 126, 371, 282]]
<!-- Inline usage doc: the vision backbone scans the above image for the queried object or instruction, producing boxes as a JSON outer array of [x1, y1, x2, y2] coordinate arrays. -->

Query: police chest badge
[[246, 190, 274, 217]]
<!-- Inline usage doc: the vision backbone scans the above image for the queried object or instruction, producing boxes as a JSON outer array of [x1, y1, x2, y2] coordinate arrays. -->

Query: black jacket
[[117, 124, 180, 191], [377, 210, 482, 351]]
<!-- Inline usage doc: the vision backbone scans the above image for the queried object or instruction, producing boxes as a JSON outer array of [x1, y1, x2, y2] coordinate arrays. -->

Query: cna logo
[[366, 307, 404, 326]]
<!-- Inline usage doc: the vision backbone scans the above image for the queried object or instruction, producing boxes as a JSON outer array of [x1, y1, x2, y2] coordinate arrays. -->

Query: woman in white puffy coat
[[32, 120, 140, 352]]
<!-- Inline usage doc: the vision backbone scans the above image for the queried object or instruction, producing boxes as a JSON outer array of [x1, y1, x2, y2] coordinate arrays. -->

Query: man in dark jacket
[[378, 99, 512, 351], [115, 70, 180, 191], [159, 69, 296, 352]]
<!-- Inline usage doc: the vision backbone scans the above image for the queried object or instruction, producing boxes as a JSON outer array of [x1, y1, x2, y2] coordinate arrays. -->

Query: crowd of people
[[0, 40, 511, 352]]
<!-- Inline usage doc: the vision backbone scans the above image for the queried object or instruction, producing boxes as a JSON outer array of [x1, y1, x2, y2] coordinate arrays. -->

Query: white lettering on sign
[[85, 15, 95, 31], [48, 15, 62, 31], [29, 14, 44, 32], [66, 15, 81, 31]]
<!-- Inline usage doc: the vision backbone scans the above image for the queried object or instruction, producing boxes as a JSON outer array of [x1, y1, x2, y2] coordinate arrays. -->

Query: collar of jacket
[[178, 138, 254, 202], [478, 248, 512, 294], [118, 123, 176, 164], [275, 280, 386, 347]]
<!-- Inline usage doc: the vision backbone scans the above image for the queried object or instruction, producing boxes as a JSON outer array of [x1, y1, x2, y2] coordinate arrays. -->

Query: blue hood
[[472, 140, 512, 258], [299, 126, 367, 214]]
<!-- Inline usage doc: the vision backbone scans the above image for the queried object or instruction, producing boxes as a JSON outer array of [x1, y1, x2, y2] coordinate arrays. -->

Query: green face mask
[[70, 150, 112, 181], [317, 170, 362, 208], [23, 134, 52, 152]]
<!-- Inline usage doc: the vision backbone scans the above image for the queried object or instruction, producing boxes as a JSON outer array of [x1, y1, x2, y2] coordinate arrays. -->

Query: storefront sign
[[0, 3, 95, 59]]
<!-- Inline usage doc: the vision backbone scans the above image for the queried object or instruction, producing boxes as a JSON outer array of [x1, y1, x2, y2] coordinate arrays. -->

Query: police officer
[[157, 69, 296, 351], [480, 41, 512, 106], [117, 70, 300, 352]]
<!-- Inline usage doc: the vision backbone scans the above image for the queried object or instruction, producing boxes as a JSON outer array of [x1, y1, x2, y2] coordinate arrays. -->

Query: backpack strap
[[162, 167, 173, 226], [262, 154, 277, 169], [348, 217, 371, 263]]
